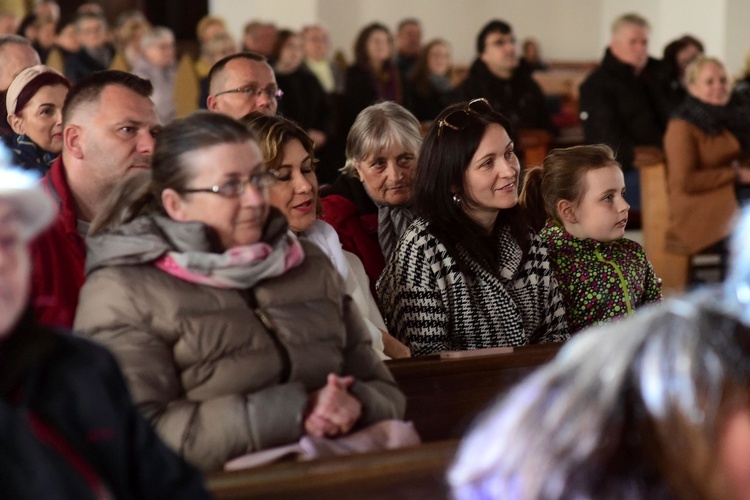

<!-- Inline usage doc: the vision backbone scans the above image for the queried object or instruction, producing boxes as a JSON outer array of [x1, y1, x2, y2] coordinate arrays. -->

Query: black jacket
[[579, 49, 669, 170], [276, 66, 332, 135], [456, 59, 556, 135], [0, 312, 209, 499], [63, 45, 115, 83]]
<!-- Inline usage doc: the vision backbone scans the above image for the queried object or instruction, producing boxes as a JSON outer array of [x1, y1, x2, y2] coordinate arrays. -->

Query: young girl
[[520, 144, 662, 333]]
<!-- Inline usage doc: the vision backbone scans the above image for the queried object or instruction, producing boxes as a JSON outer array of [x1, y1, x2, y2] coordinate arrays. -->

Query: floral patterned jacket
[[539, 220, 662, 334]]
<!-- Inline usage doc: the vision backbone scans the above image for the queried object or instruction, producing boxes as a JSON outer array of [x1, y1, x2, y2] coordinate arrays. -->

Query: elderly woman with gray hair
[[320, 101, 421, 289], [131, 26, 177, 123]]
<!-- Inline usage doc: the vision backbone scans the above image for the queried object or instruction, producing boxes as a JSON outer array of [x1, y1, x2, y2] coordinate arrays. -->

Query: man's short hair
[[74, 12, 107, 30], [207, 52, 267, 95], [611, 13, 650, 34], [63, 70, 152, 126], [0, 34, 33, 53], [476, 19, 513, 55], [397, 18, 420, 33]]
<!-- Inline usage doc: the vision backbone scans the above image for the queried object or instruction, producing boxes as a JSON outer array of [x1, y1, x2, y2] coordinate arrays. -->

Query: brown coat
[[73, 215, 405, 472], [664, 119, 740, 254]]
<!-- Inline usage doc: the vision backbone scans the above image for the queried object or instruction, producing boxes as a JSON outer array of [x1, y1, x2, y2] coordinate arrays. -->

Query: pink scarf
[[154, 231, 304, 288]]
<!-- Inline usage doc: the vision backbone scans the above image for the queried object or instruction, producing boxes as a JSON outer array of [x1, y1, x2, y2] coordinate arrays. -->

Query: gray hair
[[140, 26, 174, 50], [0, 34, 33, 53], [611, 12, 650, 33], [342, 101, 422, 177], [449, 293, 750, 499]]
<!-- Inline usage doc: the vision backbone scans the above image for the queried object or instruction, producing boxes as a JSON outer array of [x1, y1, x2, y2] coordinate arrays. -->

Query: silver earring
[[452, 194, 461, 205]]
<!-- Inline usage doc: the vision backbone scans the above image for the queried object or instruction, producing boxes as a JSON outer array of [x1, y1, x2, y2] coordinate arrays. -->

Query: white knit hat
[[0, 147, 55, 239]]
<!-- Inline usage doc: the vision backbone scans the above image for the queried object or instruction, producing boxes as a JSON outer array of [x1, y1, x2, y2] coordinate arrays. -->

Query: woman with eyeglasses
[[377, 100, 569, 356], [320, 101, 421, 292], [73, 112, 405, 472]]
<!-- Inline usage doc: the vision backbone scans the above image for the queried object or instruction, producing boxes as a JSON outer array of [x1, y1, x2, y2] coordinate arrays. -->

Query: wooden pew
[[387, 342, 562, 442], [108, 51, 130, 72], [207, 439, 458, 500], [45, 48, 65, 73], [637, 161, 690, 295], [518, 128, 553, 167], [175, 53, 200, 117]]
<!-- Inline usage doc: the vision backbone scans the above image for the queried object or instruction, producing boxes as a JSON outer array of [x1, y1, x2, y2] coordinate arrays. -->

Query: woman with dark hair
[[377, 99, 568, 356], [659, 34, 704, 114], [271, 29, 330, 154], [5, 64, 70, 174], [406, 38, 454, 122], [73, 112, 405, 472], [341, 23, 402, 132]]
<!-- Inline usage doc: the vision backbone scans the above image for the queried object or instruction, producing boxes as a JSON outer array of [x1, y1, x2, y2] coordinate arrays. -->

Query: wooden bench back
[[388, 342, 561, 441], [207, 440, 458, 500], [175, 53, 200, 117], [637, 161, 690, 294]]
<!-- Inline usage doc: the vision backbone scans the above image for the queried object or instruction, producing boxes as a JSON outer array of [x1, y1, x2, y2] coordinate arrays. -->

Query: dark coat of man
[[456, 58, 556, 136], [579, 48, 669, 171]]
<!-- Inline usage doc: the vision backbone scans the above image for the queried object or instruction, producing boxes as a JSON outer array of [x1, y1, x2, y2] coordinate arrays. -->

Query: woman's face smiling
[[354, 141, 416, 206], [166, 140, 269, 249], [267, 139, 318, 233], [461, 123, 519, 232]]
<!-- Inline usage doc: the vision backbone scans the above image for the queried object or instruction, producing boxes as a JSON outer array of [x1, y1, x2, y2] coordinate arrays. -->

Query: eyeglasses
[[180, 171, 279, 198], [437, 98, 494, 136], [213, 83, 284, 100]]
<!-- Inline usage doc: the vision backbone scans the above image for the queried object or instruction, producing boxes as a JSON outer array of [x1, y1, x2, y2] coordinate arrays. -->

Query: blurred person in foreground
[[450, 206, 750, 499], [0, 159, 208, 499]]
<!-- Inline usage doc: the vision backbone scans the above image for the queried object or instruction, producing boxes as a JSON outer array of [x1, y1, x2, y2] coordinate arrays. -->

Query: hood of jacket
[[539, 219, 620, 257], [85, 209, 289, 276]]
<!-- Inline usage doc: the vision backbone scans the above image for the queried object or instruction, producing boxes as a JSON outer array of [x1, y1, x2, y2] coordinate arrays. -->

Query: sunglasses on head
[[437, 98, 494, 136]]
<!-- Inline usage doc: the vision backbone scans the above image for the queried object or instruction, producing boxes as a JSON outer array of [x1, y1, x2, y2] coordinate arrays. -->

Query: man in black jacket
[[579, 13, 668, 213], [0, 164, 209, 499], [456, 19, 556, 137]]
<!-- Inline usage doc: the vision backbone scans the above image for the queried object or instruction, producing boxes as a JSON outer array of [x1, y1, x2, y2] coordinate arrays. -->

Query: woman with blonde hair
[[664, 56, 750, 264], [243, 112, 411, 358]]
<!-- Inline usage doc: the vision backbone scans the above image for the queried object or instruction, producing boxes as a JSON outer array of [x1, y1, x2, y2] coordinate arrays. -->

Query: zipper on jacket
[[244, 291, 292, 383], [594, 248, 633, 316]]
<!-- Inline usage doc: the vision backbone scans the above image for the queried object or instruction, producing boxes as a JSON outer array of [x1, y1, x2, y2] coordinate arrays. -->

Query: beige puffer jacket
[[74, 213, 405, 472]]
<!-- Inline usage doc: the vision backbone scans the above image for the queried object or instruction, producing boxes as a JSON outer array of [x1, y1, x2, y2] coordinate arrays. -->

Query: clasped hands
[[304, 373, 362, 438]]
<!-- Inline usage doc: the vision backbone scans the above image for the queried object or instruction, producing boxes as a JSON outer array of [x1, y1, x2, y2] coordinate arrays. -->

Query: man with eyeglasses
[[456, 19, 555, 137], [206, 52, 282, 119], [29, 70, 160, 329]]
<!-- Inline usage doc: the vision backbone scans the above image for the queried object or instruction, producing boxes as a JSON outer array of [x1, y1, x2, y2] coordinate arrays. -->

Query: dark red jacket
[[30, 156, 86, 329], [320, 175, 385, 294]]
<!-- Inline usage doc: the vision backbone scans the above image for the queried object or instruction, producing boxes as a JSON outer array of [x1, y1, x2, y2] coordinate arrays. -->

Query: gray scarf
[[377, 204, 415, 263]]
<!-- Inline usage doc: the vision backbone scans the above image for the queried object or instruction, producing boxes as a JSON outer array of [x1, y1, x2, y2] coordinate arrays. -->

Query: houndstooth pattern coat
[[377, 218, 569, 356]]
